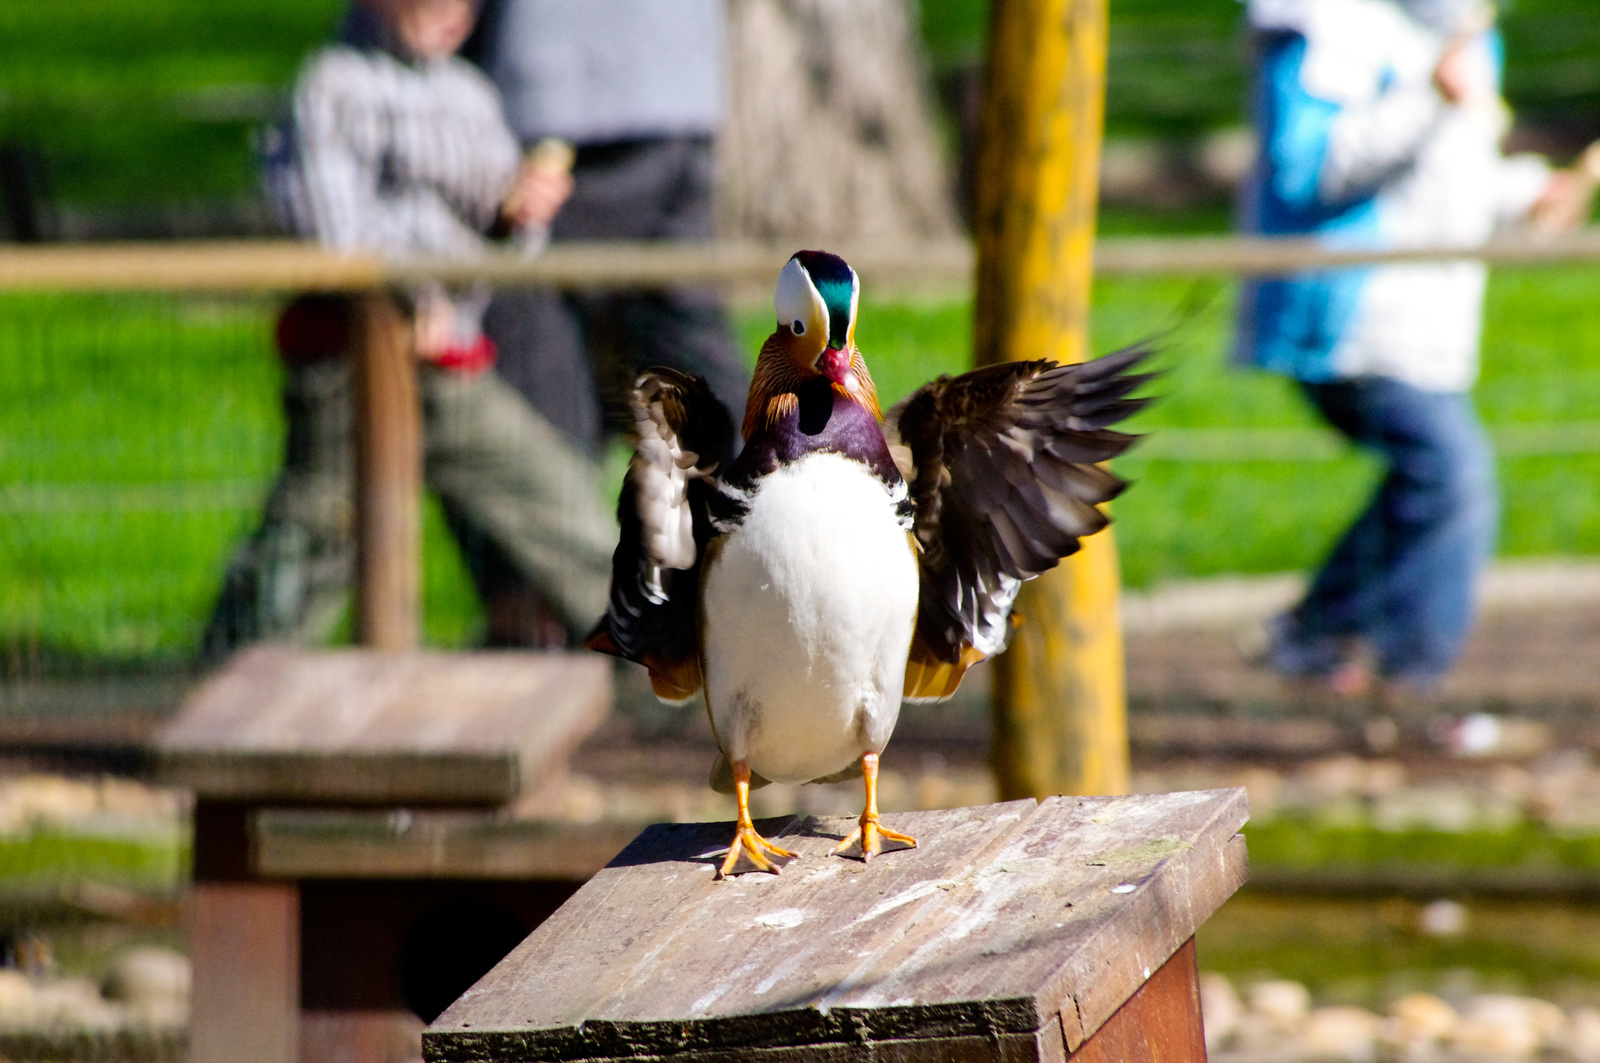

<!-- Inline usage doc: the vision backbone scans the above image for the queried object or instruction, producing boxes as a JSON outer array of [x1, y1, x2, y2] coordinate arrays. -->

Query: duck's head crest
[[777, 251, 856, 351], [744, 250, 878, 439]]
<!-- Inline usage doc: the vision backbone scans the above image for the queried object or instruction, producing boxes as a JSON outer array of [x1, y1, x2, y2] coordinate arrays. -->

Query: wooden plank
[[577, 804, 1041, 1041], [1092, 228, 1600, 275], [424, 790, 1248, 1062], [188, 881, 299, 1063], [846, 791, 1248, 1049], [1065, 938, 1204, 1063], [301, 1010, 423, 1063], [7, 233, 1600, 297], [387, 241, 974, 290], [425, 817, 803, 1057], [156, 647, 609, 804], [253, 809, 644, 880], [0, 240, 383, 292], [168, 751, 520, 806], [355, 294, 422, 650]]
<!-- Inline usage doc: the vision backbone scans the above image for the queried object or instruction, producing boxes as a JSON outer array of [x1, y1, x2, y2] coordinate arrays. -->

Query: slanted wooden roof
[[155, 646, 609, 806], [425, 788, 1248, 1062]]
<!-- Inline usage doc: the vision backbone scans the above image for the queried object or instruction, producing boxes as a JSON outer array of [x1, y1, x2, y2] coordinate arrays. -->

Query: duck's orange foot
[[833, 813, 917, 863], [717, 824, 797, 879]]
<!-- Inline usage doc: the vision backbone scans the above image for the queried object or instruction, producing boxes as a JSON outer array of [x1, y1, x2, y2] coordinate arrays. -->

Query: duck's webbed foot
[[720, 821, 797, 878], [834, 814, 918, 862], [833, 752, 918, 863], [718, 759, 796, 879]]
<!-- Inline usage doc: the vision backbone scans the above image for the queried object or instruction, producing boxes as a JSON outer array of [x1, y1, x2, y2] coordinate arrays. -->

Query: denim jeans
[[1288, 377, 1497, 682]]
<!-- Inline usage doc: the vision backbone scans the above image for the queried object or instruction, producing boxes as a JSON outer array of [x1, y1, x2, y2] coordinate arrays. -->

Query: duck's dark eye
[[792, 319, 805, 335]]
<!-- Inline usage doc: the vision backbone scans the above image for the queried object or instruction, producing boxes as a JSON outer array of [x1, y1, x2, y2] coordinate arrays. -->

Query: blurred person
[[203, 0, 616, 657], [464, 0, 750, 452], [1237, 0, 1596, 694], [435, 0, 750, 643]]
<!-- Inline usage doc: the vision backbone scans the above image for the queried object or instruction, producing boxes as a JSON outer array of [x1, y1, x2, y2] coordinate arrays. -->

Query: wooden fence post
[[353, 293, 422, 650], [974, 0, 1128, 799]]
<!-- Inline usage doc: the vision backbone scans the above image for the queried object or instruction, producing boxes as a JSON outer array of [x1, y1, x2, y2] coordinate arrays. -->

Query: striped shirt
[[269, 45, 521, 345], [276, 45, 520, 255]]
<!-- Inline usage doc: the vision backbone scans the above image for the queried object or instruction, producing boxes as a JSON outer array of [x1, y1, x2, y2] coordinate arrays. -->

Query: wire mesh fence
[[0, 293, 280, 679], [1, 239, 1598, 690]]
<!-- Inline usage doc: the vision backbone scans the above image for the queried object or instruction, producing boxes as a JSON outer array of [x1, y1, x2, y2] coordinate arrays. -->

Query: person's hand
[[1528, 168, 1597, 235], [1433, 33, 1501, 110], [412, 292, 456, 359], [502, 161, 573, 230], [1432, 38, 1477, 104]]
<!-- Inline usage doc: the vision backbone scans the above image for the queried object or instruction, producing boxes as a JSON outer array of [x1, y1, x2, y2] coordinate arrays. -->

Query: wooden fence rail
[[5, 230, 1596, 654], [3, 230, 1600, 293]]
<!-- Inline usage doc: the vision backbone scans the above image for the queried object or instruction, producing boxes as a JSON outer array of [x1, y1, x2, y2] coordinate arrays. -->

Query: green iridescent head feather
[[794, 250, 857, 348]]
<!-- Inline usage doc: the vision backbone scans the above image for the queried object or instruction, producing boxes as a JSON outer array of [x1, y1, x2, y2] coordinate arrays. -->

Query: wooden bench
[[253, 809, 644, 882], [154, 645, 612, 1063], [425, 788, 1249, 1063]]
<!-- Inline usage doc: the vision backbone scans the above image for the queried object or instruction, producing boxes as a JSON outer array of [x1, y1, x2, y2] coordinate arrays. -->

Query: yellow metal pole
[[974, 0, 1128, 798]]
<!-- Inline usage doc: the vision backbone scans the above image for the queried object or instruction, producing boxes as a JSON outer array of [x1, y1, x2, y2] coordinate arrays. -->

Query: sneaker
[[1261, 613, 1345, 677]]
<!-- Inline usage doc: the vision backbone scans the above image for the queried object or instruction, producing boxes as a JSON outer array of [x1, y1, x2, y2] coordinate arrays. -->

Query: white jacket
[[1237, 0, 1550, 392]]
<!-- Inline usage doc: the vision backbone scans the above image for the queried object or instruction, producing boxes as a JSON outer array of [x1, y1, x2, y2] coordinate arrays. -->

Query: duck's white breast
[[701, 452, 919, 784]]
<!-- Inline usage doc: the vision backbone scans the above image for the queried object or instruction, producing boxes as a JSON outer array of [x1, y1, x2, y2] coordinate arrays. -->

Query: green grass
[[1247, 818, 1600, 872], [832, 269, 1600, 590], [3, 0, 1597, 215], [0, 0, 343, 208], [922, 0, 1600, 139], [1199, 892, 1600, 1011], [0, 827, 188, 894], [4, 268, 1600, 665]]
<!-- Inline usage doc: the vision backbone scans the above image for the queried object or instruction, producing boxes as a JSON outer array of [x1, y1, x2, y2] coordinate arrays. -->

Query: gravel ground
[[0, 562, 1596, 1058]]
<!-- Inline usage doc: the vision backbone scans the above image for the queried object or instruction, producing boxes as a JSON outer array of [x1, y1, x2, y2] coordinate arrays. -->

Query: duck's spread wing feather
[[887, 343, 1152, 698], [585, 368, 733, 703]]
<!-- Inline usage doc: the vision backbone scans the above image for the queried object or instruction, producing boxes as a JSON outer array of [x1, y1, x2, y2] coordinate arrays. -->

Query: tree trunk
[[718, 0, 961, 245]]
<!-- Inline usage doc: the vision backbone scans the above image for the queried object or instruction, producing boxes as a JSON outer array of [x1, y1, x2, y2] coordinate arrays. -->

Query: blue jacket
[[1237, 0, 1549, 392]]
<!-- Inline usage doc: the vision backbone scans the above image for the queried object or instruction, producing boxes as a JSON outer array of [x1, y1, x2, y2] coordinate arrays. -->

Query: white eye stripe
[[774, 257, 826, 339]]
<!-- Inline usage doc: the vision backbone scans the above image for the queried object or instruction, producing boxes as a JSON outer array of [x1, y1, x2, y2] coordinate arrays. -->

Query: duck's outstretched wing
[[585, 368, 734, 703], [885, 343, 1153, 701]]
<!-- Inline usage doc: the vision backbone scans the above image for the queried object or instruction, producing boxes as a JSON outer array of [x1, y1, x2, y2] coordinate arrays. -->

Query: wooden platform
[[425, 788, 1249, 1063], [153, 646, 614, 1063], [155, 646, 609, 805]]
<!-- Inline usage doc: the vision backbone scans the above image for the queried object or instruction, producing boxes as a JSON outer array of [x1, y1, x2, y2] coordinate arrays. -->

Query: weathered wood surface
[[355, 294, 423, 650], [301, 1010, 424, 1063], [155, 647, 609, 805], [9, 235, 1600, 294], [188, 882, 299, 1063], [1066, 938, 1204, 1063], [253, 809, 644, 881], [425, 788, 1248, 1063]]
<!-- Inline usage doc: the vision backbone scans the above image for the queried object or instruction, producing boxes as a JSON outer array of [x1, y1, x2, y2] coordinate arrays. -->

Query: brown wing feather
[[887, 343, 1152, 675]]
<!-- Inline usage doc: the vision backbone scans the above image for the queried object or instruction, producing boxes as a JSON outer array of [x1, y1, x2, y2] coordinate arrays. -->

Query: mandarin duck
[[588, 250, 1150, 878]]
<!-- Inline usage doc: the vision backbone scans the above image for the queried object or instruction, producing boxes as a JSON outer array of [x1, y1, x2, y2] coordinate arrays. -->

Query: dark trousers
[[1291, 377, 1497, 681], [484, 136, 751, 454]]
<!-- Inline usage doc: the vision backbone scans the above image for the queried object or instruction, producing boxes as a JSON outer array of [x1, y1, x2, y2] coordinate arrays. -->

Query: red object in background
[[275, 296, 495, 373], [429, 335, 496, 373], [275, 294, 353, 365]]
